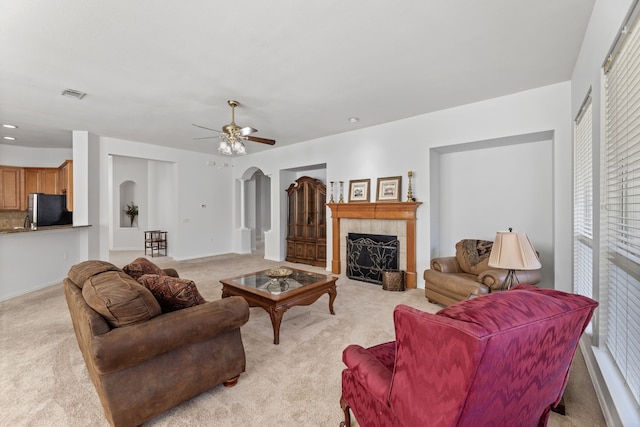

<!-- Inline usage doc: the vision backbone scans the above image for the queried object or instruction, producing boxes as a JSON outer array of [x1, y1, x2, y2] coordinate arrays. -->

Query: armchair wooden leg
[[223, 375, 240, 387], [340, 396, 351, 427]]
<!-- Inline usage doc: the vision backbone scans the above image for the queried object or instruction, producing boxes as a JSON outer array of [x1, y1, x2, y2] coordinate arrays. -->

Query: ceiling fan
[[193, 100, 276, 155]]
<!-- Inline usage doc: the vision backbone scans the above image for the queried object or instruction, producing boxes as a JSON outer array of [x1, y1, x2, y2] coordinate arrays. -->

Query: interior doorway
[[242, 168, 270, 256]]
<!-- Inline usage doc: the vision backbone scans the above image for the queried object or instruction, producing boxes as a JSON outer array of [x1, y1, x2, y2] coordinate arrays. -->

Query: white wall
[[0, 134, 236, 300], [111, 156, 148, 250], [98, 137, 234, 261], [438, 138, 554, 286], [0, 227, 87, 300], [233, 81, 572, 292], [1, 82, 571, 300], [72, 131, 100, 260], [0, 144, 71, 167], [256, 171, 271, 237], [148, 160, 175, 236]]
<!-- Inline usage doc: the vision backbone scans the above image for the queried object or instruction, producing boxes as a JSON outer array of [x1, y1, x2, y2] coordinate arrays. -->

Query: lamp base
[[502, 269, 519, 291]]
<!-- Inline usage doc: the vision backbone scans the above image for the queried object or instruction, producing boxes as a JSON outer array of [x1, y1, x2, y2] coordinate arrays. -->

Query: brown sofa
[[424, 239, 541, 306], [64, 260, 250, 427]]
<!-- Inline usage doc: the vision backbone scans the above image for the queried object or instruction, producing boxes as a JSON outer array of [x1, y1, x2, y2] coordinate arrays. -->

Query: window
[[574, 95, 593, 299], [603, 12, 640, 405]]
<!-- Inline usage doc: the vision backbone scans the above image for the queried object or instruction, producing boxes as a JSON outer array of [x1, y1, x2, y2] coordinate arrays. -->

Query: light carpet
[[0, 251, 605, 426]]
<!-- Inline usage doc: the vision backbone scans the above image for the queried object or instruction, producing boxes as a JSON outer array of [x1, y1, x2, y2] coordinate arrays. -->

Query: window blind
[[574, 97, 593, 299], [604, 13, 640, 405]]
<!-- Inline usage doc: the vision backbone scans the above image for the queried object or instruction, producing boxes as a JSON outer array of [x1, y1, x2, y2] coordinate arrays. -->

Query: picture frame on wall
[[376, 176, 402, 202], [349, 179, 370, 202]]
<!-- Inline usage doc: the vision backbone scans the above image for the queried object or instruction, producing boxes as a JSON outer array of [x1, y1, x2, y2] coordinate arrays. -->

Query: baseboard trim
[[0, 279, 62, 302]]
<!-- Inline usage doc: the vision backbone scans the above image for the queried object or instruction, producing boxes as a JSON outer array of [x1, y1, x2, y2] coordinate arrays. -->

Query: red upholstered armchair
[[339, 285, 598, 427]]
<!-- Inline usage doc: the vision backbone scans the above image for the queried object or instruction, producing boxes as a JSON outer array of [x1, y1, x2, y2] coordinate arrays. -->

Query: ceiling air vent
[[61, 88, 87, 99]]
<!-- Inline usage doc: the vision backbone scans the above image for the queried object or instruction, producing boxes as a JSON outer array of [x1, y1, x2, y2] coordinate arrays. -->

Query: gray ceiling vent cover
[[61, 88, 87, 99]]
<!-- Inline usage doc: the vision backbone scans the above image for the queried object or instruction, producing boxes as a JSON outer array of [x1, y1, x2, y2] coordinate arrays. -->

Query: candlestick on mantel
[[329, 181, 335, 203], [407, 171, 414, 201], [339, 181, 344, 203]]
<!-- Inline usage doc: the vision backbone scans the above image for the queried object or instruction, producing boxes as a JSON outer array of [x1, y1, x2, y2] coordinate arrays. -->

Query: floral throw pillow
[[122, 257, 168, 280], [137, 274, 206, 312]]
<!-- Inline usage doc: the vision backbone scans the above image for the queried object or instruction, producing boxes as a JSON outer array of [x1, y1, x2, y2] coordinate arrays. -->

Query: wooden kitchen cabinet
[[23, 168, 59, 207], [0, 166, 23, 210], [58, 160, 73, 211], [285, 176, 327, 267], [1, 161, 73, 211]]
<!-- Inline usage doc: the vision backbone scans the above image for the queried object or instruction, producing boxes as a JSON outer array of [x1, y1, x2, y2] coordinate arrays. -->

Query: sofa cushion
[[122, 257, 168, 280], [82, 271, 162, 327], [455, 240, 493, 275], [67, 260, 122, 288], [137, 274, 206, 312]]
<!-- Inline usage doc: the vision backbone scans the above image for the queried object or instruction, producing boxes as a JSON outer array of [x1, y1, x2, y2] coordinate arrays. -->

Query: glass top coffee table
[[220, 267, 337, 344]]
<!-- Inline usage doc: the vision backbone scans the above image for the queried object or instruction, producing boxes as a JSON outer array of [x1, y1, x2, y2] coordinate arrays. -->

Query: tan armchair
[[424, 239, 541, 306]]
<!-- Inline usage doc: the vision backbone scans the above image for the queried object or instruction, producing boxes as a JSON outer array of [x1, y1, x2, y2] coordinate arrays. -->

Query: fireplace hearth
[[346, 233, 399, 284]]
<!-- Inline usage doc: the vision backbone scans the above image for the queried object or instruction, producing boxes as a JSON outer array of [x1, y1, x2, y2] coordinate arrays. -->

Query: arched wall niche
[[119, 180, 137, 228]]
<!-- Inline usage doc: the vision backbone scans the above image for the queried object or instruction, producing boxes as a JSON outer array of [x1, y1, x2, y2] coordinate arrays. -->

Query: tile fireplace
[[326, 202, 422, 288]]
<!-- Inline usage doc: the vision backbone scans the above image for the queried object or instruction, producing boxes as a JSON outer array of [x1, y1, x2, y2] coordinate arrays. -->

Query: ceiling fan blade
[[192, 123, 221, 133], [193, 136, 218, 140], [246, 135, 276, 145], [239, 126, 258, 136]]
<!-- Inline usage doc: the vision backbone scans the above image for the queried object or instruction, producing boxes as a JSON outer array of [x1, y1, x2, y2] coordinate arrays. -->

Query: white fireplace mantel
[[326, 202, 422, 288]]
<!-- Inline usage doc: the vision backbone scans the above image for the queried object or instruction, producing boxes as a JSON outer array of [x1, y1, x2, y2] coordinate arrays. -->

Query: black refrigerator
[[27, 193, 72, 227]]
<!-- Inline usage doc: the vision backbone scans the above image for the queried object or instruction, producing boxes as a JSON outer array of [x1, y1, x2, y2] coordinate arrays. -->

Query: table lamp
[[488, 228, 541, 290]]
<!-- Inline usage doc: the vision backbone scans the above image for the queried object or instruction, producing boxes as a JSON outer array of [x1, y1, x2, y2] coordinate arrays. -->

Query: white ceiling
[[0, 0, 595, 155]]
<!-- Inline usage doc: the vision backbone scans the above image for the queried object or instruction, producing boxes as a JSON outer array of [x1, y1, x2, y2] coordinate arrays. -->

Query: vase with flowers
[[125, 202, 139, 227]]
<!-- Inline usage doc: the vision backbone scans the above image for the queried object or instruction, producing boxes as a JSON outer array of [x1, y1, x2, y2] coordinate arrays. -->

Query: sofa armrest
[[478, 269, 541, 290], [424, 269, 489, 298], [342, 344, 393, 406], [90, 296, 250, 373], [430, 256, 462, 273]]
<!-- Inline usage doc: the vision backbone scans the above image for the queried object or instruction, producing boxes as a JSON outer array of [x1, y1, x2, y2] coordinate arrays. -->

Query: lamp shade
[[488, 230, 541, 270]]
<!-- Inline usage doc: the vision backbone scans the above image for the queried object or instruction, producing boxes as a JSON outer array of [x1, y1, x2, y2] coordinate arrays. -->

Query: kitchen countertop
[[0, 224, 91, 235]]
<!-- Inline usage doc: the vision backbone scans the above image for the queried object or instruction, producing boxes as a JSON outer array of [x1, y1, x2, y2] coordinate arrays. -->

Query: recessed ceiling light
[[2, 124, 17, 129], [3, 136, 16, 140], [348, 117, 360, 123]]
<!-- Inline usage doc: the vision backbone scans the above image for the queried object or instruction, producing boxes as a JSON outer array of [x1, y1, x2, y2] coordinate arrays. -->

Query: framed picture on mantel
[[376, 176, 402, 202], [349, 179, 370, 202]]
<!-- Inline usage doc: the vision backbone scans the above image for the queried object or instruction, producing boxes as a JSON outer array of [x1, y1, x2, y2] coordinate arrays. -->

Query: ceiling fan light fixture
[[218, 133, 247, 155], [219, 140, 232, 155], [194, 99, 275, 154], [234, 140, 246, 155]]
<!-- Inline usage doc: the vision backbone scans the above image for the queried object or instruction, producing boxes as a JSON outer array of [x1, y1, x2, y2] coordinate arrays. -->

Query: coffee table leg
[[268, 307, 286, 345], [328, 285, 337, 315]]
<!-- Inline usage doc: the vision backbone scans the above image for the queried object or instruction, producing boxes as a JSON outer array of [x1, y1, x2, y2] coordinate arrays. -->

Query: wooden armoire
[[285, 176, 326, 267]]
